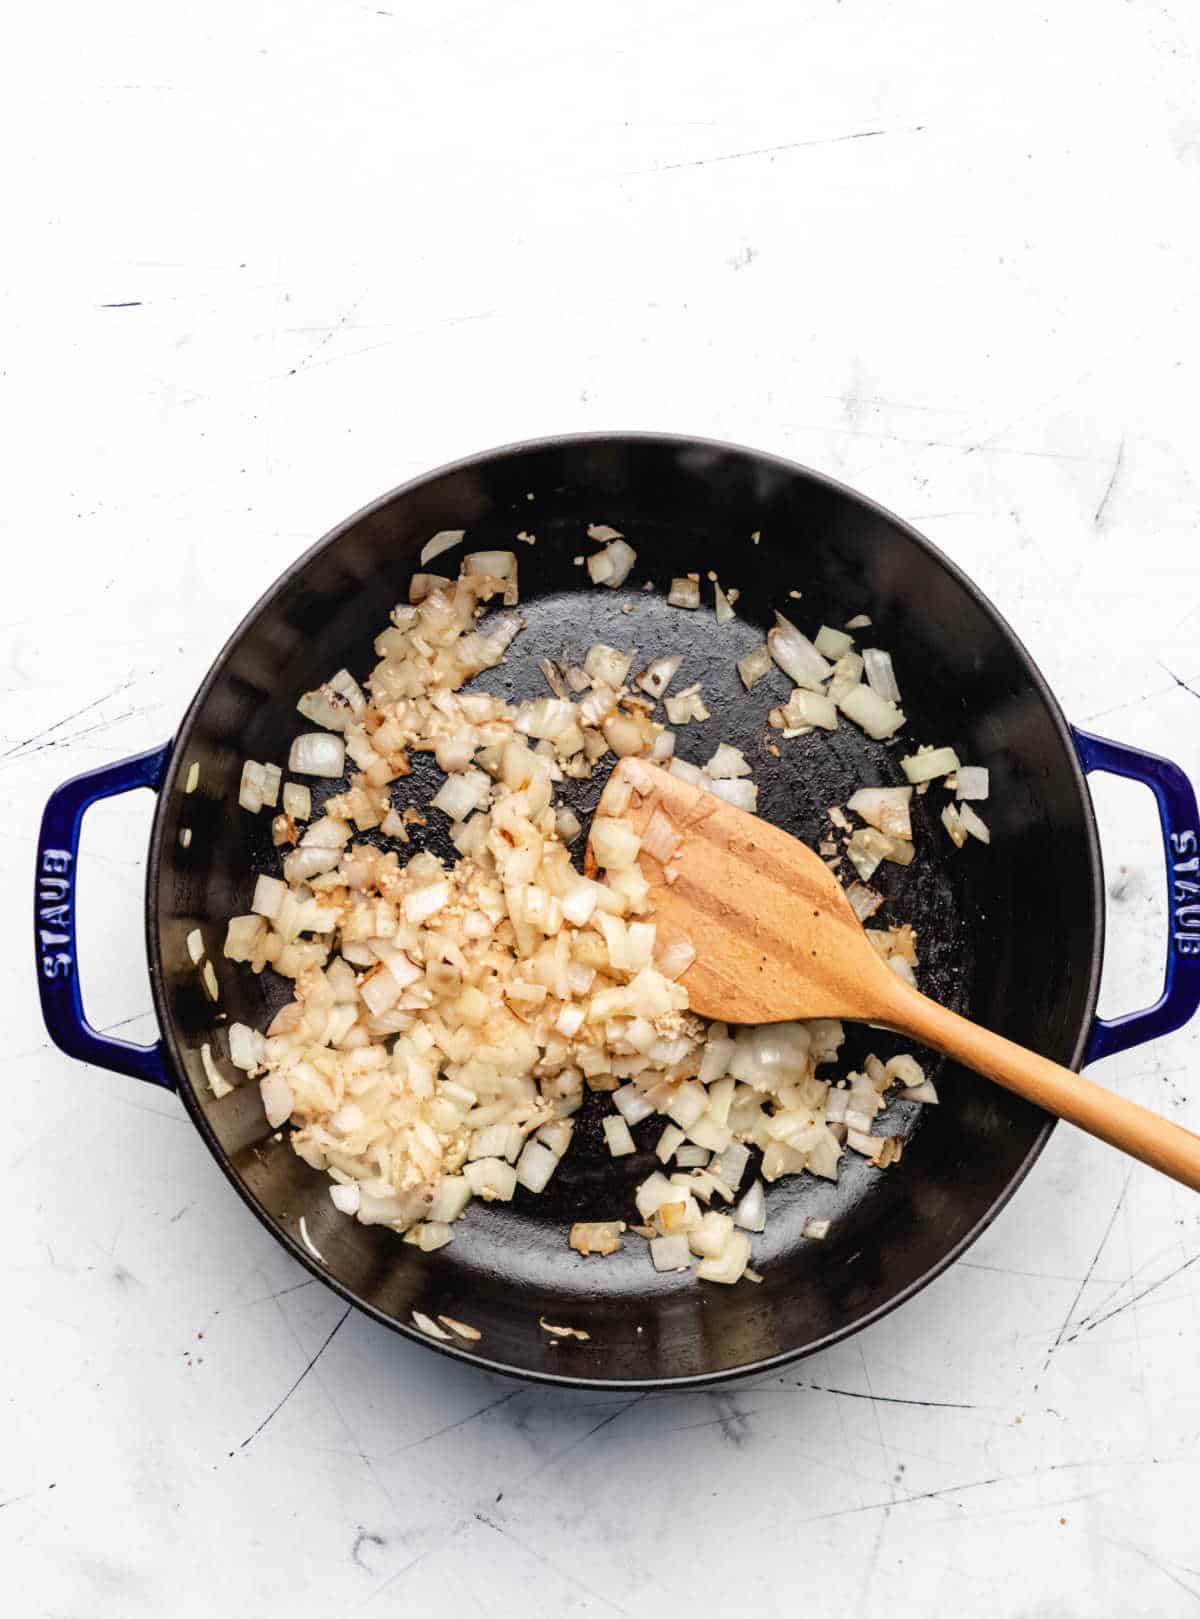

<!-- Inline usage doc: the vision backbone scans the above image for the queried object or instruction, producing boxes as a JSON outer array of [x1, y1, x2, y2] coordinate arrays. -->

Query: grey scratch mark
[[1041, 1169, 1130, 1375], [1098, 1535, 1200, 1603], [822, 393, 967, 417], [727, 244, 758, 270], [1066, 1251, 1200, 1341], [1, 701, 164, 767], [1157, 661, 1200, 702], [709, 1391, 753, 1447], [1082, 675, 1200, 724], [387, 1388, 522, 1456], [782, 421, 1109, 464], [351, 1528, 387, 1571], [216, 1278, 318, 1314], [505, 1393, 650, 1491], [858, 1342, 896, 1505], [1067, 1226, 1193, 1330], [960, 1259, 1123, 1286], [474, 1513, 632, 1617], [272, 309, 498, 383], [0, 676, 141, 760], [168, 1202, 194, 1223], [964, 372, 1096, 458], [801, 1456, 1130, 1526], [110, 1263, 141, 1288], [630, 126, 925, 176], [239, 1305, 351, 1450], [662, 1407, 769, 1438], [99, 300, 143, 309], [357, 1548, 433, 1609], [801, 1381, 979, 1411], [103, 1009, 155, 1032], [287, 295, 366, 376], [0, 1480, 58, 1513], [92, 1088, 187, 1127], [1094, 434, 1126, 526]]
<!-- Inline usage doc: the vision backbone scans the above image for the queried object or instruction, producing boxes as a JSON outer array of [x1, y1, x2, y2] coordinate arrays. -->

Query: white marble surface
[[6, 1, 1200, 1612]]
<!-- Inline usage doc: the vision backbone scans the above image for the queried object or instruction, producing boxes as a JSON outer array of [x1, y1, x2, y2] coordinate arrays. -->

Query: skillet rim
[[145, 431, 1105, 1390]]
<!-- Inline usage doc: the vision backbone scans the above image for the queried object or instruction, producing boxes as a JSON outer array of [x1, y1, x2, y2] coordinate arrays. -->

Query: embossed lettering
[[1178, 935, 1200, 957], [40, 849, 72, 876], [1171, 830, 1198, 857]]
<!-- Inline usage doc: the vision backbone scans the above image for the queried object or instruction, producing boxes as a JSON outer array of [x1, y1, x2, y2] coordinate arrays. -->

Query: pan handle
[[1073, 727, 1200, 1062], [34, 743, 175, 1089]]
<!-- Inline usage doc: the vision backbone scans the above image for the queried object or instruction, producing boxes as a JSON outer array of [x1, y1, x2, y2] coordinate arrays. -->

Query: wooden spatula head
[[585, 760, 1200, 1194], [587, 758, 899, 1025]]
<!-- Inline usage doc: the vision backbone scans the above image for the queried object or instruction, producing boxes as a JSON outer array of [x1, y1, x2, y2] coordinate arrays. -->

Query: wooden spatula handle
[[891, 985, 1200, 1191]]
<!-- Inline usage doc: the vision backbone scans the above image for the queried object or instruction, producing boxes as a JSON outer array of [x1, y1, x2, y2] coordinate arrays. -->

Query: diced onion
[[956, 765, 990, 801], [664, 684, 710, 725], [737, 644, 772, 690], [836, 684, 906, 740], [704, 743, 752, 779], [658, 937, 696, 981], [957, 801, 991, 844], [650, 1234, 692, 1272], [636, 656, 683, 699], [464, 1158, 518, 1200], [846, 882, 885, 921], [260, 1072, 293, 1128], [412, 1310, 452, 1339], [570, 1221, 625, 1256], [515, 1139, 560, 1193], [862, 648, 902, 704], [814, 625, 854, 659], [668, 577, 701, 609], [420, 529, 466, 566], [709, 779, 758, 813], [330, 1181, 361, 1215], [902, 746, 961, 784], [696, 1229, 751, 1284], [780, 690, 837, 731], [734, 1179, 766, 1232], [588, 539, 637, 588], [289, 733, 346, 778], [200, 1042, 232, 1099], [590, 818, 641, 870], [768, 613, 832, 691], [674, 1143, 710, 1168], [656, 1124, 685, 1162], [847, 786, 912, 840], [603, 1116, 636, 1156], [464, 550, 519, 605], [941, 802, 968, 848], [613, 1083, 656, 1126], [282, 782, 311, 820]]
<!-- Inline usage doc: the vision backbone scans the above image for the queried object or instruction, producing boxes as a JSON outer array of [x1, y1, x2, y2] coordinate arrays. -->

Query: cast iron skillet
[[34, 434, 1200, 1388]]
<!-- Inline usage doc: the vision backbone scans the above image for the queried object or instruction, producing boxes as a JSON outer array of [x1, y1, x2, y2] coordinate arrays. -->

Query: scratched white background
[[5, 0, 1200, 1612]]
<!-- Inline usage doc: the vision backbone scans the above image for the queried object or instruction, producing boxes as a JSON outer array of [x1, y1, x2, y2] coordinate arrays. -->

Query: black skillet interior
[[149, 435, 1102, 1387]]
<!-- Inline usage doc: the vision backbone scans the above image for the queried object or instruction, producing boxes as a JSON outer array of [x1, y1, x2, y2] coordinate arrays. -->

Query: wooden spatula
[[588, 758, 1200, 1192]]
